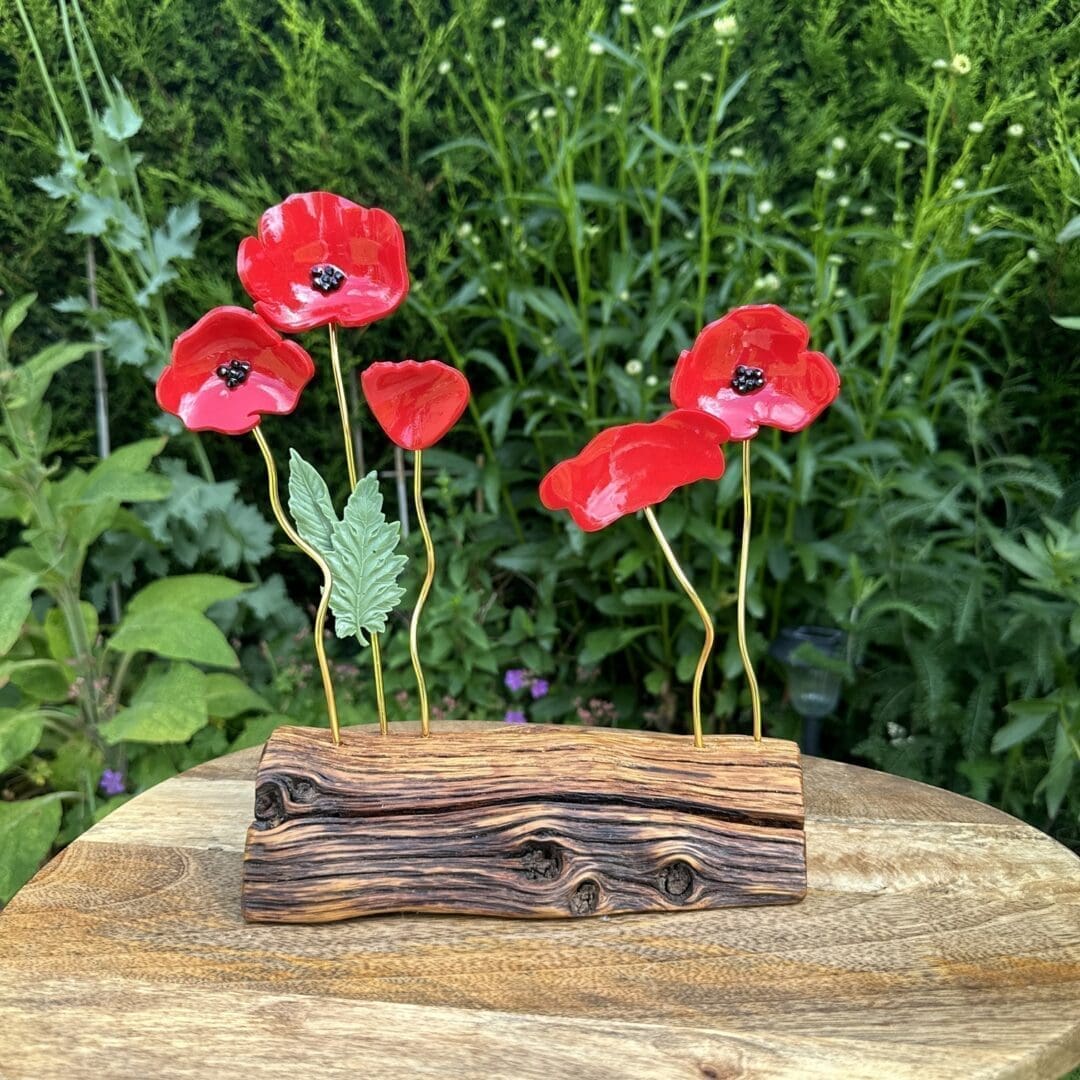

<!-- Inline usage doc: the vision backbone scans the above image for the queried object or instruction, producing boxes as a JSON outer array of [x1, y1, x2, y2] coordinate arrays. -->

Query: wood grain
[[0, 721, 1078, 1080], [241, 725, 807, 922]]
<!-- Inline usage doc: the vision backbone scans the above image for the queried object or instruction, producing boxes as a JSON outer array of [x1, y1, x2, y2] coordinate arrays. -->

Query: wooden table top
[[1, 722, 1078, 1079]]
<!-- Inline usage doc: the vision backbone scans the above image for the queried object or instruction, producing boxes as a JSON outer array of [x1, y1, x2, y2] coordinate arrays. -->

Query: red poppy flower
[[237, 191, 409, 333], [361, 359, 471, 451], [156, 307, 314, 436], [670, 304, 839, 440], [539, 410, 730, 532]]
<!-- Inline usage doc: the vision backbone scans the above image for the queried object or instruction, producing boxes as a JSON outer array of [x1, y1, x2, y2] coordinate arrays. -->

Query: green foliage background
[[0, 0, 1078, 897]]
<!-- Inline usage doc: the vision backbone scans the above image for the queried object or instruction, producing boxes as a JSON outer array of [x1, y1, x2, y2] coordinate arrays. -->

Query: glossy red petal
[[156, 306, 314, 436], [237, 191, 410, 332], [670, 304, 839, 439], [539, 410, 730, 532], [361, 359, 471, 451]]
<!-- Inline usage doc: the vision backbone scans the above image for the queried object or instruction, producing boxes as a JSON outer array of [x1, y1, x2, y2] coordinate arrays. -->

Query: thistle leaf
[[326, 472, 407, 645], [288, 449, 338, 557]]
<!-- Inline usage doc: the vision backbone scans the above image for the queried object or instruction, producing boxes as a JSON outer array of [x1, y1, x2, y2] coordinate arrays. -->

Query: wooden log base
[[241, 724, 807, 923]]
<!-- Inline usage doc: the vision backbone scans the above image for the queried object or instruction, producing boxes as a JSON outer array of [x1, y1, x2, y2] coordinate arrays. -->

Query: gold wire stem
[[252, 426, 340, 745], [409, 450, 436, 737], [737, 440, 764, 742], [643, 506, 714, 750], [328, 324, 388, 733]]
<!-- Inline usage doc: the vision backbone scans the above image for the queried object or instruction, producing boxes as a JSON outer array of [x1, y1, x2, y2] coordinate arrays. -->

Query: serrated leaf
[[33, 170, 78, 200], [108, 608, 239, 667], [101, 318, 151, 367], [0, 709, 44, 772], [0, 796, 62, 903], [65, 192, 114, 237], [100, 84, 143, 141], [326, 472, 407, 645], [100, 663, 208, 744], [128, 574, 249, 615], [205, 673, 271, 719], [288, 449, 338, 556], [150, 201, 199, 267]]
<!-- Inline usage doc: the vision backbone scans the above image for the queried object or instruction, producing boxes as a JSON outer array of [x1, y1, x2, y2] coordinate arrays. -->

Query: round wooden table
[[1, 725, 1078, 1079]]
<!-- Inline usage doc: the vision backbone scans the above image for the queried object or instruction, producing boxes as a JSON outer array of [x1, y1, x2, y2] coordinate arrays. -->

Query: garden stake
[[539, 410, 730, 748], [329, 323, 389, 735], [410, 450, 436, 737], [252, 425, 340, 745], [670, 304, 841, 745], [360, 358, 472, 738], [643, 506, 714, 749], [736, 441, 763, 742]]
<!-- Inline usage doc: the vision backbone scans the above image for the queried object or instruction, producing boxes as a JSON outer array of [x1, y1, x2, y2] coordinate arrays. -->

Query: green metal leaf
[[326, 471, 407, 645], [288, 449, 338, 556]]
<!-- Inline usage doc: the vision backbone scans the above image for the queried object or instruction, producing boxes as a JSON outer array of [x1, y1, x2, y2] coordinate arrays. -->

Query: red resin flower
[[670, 304, 839, 440], [156, 306, 314, 436], [361, 359, 471, 451], [539, 410, 731, 532], [237, 191, 409, 333]]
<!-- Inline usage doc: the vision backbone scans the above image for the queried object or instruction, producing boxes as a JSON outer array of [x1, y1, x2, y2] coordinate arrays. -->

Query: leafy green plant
[[0, 295, 277, 900]]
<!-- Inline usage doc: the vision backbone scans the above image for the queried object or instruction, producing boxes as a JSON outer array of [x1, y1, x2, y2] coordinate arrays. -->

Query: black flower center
[[310, 263, 346, 293], [216, 358, 251, 390], [730, 364, 766, 395]]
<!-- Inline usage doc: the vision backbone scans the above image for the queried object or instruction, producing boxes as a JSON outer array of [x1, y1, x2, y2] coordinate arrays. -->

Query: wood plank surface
[[242, 725, 807, 921], [0, 720, 1078, 1080]]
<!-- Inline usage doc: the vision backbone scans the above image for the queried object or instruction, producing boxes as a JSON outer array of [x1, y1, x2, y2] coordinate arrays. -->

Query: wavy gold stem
[[409, 450, 436, 737], [252, 426, 340, 745], [329, 324, 388, 733], [643, 506, 713, 750], [737, 440, 763, 741]]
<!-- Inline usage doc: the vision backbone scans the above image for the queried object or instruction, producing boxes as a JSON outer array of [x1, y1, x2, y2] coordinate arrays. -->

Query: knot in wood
[[569, 880, 600, 915], [520, 842, 562, 882], [659, 860, 694, 900], [286, 777, 316, 804], [253, 783, 285, 830]]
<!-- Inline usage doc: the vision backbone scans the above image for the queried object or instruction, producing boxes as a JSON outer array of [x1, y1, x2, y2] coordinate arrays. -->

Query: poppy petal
[[237, 192, 409, 333], [361, 359, 471, 451], [539, 410, 731, 532]]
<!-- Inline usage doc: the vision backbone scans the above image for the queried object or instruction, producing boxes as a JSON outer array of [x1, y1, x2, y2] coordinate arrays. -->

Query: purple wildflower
[[504, 709, 527, 724], [504, 669, 529, 692], [99, 769, 126, 797], [530, 678, 550, 700]]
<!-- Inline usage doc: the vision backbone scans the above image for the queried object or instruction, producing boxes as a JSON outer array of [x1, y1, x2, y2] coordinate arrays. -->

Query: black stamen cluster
[[216, 358, 252, 390], [310, 263, 346, 293], [730, 364, 766, 395]]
